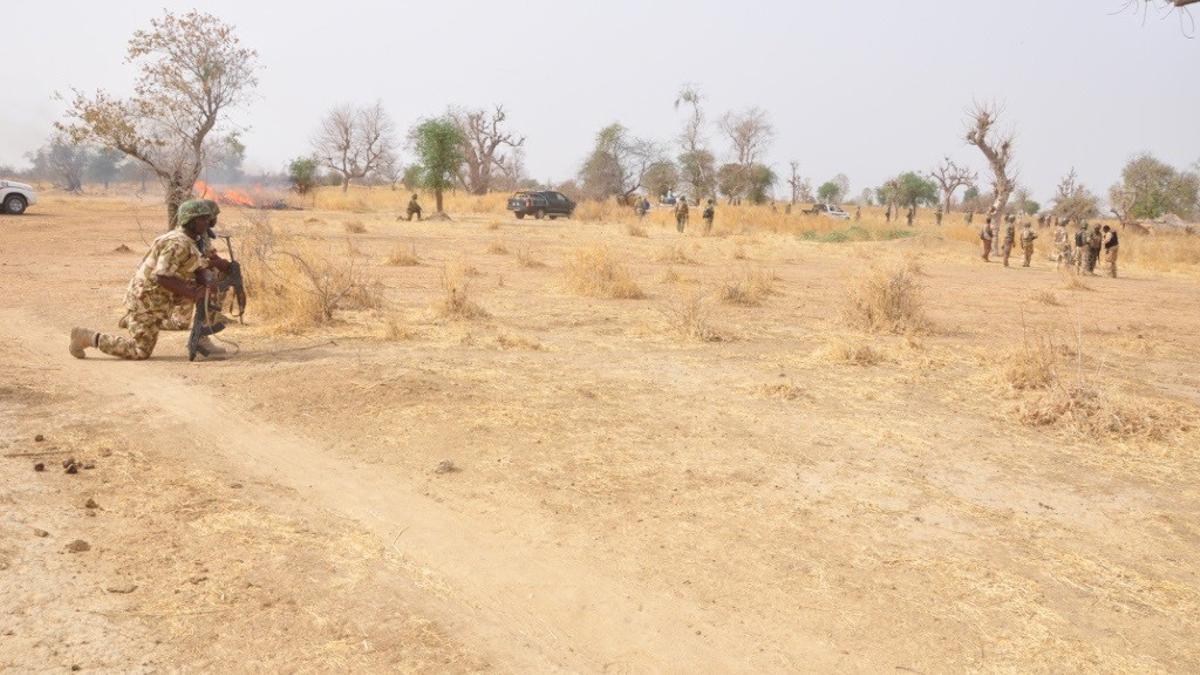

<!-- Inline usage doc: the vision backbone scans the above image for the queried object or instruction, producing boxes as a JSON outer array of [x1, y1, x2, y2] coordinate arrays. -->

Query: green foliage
[[717, 163, 745, 202], [1022, 200, 1040, 215], [287, 157, 319, 195], [892, 172, 939, 208], [1118, 154, 1200, 220], [817, 181, 842, 204], [963, 186, 980, 201], [411, 117, 466, 197], [643, 160, 679, 200], [744, 164, 776, 204], [402, 164, 423, 190]]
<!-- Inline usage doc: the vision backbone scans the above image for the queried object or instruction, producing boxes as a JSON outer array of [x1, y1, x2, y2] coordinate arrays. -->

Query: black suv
[[507, 191, 575, 220]]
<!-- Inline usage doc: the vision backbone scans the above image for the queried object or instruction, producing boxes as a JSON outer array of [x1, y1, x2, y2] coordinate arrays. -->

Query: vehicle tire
[[3, 194, 27, 215], [548, 214, 558, 220], [534, 209, 545, 220], [515, 212, 525, 220]]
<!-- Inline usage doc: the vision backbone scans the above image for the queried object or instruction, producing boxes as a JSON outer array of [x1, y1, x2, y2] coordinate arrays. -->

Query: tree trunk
[[341, 176, 350, 193], [165, 178, 191, 230], [435, 189, 444, 213], [942, 190, 952, 215]]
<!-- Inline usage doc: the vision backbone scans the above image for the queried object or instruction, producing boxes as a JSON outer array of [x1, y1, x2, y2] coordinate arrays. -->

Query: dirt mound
[[112, 244, 134, 253]]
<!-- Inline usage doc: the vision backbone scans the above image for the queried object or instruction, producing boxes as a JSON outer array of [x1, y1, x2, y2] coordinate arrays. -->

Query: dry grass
[[654, 244, 697, 265], [731, 243, 748, 260], [486, 239, 509, 255], [486, 221, 502, 231], [718, 267, 776, 306], [495, 333, 542, 350], [343, 220, 366, 234], [758, 382, 806, 400], [386, 243, 420, 266], [379, 315, 416, 341], [1001, 334, 1065, 391], [841, 265, 929, 335], [665, 291, 722, 342], [659, 267, 682, 284], [434, 262, 489, 320], [515, 246, 545, 268], [564, 245, 644, 299], [626, 222, 648, 238], [1061, 272, 1093, 291], [1034, 289, 1062, 306], [820, 337, 883, 366], [1016, 383, 1191, 442]]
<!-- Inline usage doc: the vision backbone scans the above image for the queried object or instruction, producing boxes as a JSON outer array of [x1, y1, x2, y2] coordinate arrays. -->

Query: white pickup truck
[[1, 179, 37, 215]]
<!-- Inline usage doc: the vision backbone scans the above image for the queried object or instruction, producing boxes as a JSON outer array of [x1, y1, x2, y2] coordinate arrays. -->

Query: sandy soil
[[2, 192, 1198, 672]]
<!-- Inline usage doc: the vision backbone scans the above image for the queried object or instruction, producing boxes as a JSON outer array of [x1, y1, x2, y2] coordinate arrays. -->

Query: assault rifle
[[188, 232, 247, 362]]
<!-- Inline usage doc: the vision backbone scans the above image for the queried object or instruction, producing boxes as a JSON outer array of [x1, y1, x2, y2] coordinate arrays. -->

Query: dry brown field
[[2, 187, 1199, 672]]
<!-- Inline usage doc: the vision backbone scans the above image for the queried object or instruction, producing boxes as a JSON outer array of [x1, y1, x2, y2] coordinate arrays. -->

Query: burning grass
[[841, 264, 930, 335], [564, 245, 644, 299]]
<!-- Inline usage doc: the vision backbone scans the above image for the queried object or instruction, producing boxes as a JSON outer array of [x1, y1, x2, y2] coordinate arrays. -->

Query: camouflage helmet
[[202, 198, 221, 216], [176, 199, 215, 227]]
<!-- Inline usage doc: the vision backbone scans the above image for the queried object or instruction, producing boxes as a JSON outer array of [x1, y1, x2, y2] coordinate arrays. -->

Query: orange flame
[[222, 189, 255, 207], [193, 180, 256, 207]]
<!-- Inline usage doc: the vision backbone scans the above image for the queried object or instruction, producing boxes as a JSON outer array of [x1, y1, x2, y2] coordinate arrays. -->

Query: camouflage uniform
[[1001, 222, 1015, 267], [702, 200, 715, 235], [675, 198, 689, 233], [1053, 224, 1071, 269], [934, 208, 943, 226], [979, 221, 994, 262], [93, 203, 212, 360], [406, 195, 422, 221], [1019, 223, 1038, 267], [158, 199, 221, 331], [1085, 226, 1103, 275], [1103, 227, 1119, 278]]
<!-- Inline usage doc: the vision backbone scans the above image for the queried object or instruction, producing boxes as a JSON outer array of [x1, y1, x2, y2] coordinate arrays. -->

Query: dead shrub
[[654, 244, 697, 265], [380, 315, 416, 341], [1061, 272, 1093, 291], [665, 291, 723, 342], [487, 239, 509, 255], [515, 246, 545, 268], [1034, 290, 1061, 306], [758, 383, 805, 401], [1016, 384, 1190, 442], [626, 222, 648, 238], [731, 244, 748, 260], [1001, 334, 1062, 391], [386, 243, 420, 266], [343, 220, 366, 234], [821, 337, 882, 366], [718, 267, 776, 306], [434, 262, 489, 320], [564, 245, 644, 299], [841, 265, 929, 335]]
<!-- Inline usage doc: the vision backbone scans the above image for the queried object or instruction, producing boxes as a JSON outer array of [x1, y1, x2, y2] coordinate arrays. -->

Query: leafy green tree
[[1112, 154, 1199, 220], [402, 164, 423, 190], [287, 157, 319, 195], [817, 181, 842, 204], [643, 160, 679, 200], [717, 163, 746, 203], [892, 172, 938, 209], [410, 117, 465, 214], [745, 164, 776, 204]]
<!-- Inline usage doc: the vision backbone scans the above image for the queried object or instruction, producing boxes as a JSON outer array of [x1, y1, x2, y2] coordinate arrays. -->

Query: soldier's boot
[[194, 335, 228, 359], [69, 328, 97, 359], [118, 314, 129, 329]]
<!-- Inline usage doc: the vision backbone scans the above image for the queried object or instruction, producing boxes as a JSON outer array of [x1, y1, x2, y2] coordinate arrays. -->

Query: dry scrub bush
[[731, 243, 748, 260], [626, 222, 648, 237], [241, 218, 380, 329], [1061, 272, 1093, 291], [487, 239, 509, 255], [486, 221, 501, 231], [666, 291, 722, 342], [495, 333, 542, 350], [515, 246, 545, 268], [386, 243, 420, 266], [718, 267, 776, 306], [380, 315, 415, 341], [903, 254, 927, 277], [660, 267, 682, 284], [841, 265, 929, 335], [564, 245, 644, 299], [1001, 334, 1064, 391], [1034, 290, 1061, 306], [434, 262, 489, 320], [821, 337, 882, 366], [758, 383, 805, 400], [343, 220, 366, 234], [655, 243, 697, 265]]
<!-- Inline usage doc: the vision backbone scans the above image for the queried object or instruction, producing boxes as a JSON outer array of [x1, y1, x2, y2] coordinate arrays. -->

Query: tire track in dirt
[[1, 310, 843, 673]]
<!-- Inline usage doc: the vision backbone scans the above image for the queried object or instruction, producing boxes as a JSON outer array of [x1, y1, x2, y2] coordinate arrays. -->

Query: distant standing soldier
[[1019, 221, 1038, 267], [702, 199, 715, 235], [1085, 223, 1103, 275], [1074, 223, 1089, 274], [965, 210, 974, 225], [906, 205, 915, 227], [979, 217, 995, 262], [1000, 219, 1016, 267], [675, 196, 689, 233], [934, 207, 943, 226], [885, 204, 892, 223], [1102, 224, 1120, 278], [1005, 212, 1017, 226], [406, 194, 422, 221], [635, 197, 649, 219], [854, 205, 861, 221], [1053, 220, 1071, 270]]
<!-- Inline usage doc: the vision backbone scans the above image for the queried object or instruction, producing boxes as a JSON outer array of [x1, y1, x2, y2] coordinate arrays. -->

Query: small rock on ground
[[64, 539, 90, 553]]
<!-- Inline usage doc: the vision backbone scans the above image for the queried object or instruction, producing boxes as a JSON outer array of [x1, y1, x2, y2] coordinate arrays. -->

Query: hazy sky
[[2, 0, 1197, 203]]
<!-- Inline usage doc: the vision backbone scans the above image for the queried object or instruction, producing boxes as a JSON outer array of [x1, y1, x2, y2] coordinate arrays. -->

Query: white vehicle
[[814, 203, 850, 220], [1, 179, 37, 215]]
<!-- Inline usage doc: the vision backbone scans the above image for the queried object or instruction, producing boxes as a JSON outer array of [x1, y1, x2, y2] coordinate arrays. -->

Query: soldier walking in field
[[979, 217, 995, 262], [1053, 220, 1071, 270], [1019, 221, 1038, 267], [885, 204, 892, 223], [702, 199, 715, 235], [934, 207, 943, 226], [675, 196, 689, 233], [906, 205, 915, 227], [406, 194, 422, 221], [1085, 223, 1103, 275], [854, 205, 861, 221], [1001, 219, 1016, 267], [70, 200, 233, 360], [965, 210, 974, 225], [1102, 224, 1120, 278]]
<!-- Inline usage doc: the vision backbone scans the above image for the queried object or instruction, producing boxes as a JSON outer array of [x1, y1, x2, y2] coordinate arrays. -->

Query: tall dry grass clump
[[386, 243, 420, 266], [434, 262, 489, 320], [654, 243, 697, 265], [841, 265, 929, 334], [240, 215, 380, 330], [515, 246, 545, 268], [486, 239, 509, 255], [820, 337, 883, 366], [564, 245, 644, 299], [666, 291, 722, 342], [626, 222, 648, 237], [718, 267, 776, 306], [343, 220, 366, 234]]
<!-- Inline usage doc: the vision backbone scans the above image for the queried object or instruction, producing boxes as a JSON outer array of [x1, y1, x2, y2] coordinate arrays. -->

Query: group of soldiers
[[69, 199, 233, 361], [634, 196, 716, 235], [977, 215, 1120, 277]]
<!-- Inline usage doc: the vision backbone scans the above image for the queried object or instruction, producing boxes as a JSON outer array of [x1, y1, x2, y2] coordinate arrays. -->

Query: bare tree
[[59, 10, 258, 227], [450, 105, 525, 195], [1052, 168, 1100, 223], [312, 101, 396, 193], [578, 123, 663, 204], [674, 84, 715, 199], [928, 157, 977, 214], [965, 103, 1016, 253], [1117, 0, 1198, 35], [786, 161, 805, 204], [27, 133, 93, 193], [719, 107, 774, 169]]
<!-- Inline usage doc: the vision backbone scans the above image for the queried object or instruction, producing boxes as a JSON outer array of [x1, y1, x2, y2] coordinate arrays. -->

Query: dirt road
[[2, 194, 1198, 671]]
